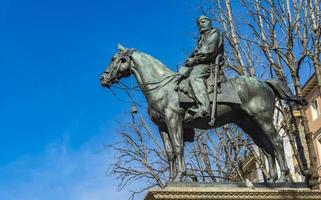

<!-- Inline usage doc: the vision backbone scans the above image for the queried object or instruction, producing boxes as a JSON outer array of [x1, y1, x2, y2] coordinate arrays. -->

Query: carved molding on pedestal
[[144, 186, 321, 200]]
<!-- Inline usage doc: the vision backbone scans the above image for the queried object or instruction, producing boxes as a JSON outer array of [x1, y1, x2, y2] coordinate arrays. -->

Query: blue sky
[[0, 0, 205, 199], [0, 0, 314, 199]]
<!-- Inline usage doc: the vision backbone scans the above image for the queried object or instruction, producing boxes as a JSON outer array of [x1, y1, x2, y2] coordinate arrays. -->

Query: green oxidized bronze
[[100, 16, 305, 183]]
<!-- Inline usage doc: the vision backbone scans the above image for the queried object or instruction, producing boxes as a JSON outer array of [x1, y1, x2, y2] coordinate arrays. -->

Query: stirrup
[[193, 109, 209, 119]]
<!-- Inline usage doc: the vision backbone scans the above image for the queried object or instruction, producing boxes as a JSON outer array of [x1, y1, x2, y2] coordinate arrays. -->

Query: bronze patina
[[100, 16, 305, 183], [176, 15, 224, 121]]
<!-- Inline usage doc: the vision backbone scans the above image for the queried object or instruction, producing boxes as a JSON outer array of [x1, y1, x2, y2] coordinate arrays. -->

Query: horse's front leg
[[159, 128, 176, 181], [164, 107, 185, 182]]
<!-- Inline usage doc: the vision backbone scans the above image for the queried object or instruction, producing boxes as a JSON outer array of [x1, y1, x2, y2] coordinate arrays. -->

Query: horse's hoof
[[172, 171, 186, 182], [266, 178, 274, 183], [277, 175, 289, 183], [172, 176, 181, 182], [168, 174, 180, 182], [273, 176, 278, 182], [286, 175, 294, 183]]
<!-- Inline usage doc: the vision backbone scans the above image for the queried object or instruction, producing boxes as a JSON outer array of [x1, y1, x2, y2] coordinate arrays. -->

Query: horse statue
[[100, 44, 305, 183]]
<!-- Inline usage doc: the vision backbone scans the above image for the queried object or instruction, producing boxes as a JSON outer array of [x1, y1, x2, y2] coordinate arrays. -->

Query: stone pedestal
[[144, 183, 321, 200]]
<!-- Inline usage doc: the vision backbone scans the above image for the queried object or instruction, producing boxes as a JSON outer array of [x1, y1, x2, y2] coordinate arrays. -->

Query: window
[[311, 98, 320, 120]]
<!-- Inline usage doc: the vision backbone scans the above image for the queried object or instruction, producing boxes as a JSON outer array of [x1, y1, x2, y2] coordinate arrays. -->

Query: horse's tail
[[265, 79, 307, 106]]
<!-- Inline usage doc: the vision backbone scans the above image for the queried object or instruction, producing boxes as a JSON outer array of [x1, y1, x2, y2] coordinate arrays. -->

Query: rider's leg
[[188, 64, 210, 117]]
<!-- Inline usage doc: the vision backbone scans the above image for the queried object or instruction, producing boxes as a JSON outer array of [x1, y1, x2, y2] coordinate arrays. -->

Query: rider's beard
[[199, 26, 211, 34]]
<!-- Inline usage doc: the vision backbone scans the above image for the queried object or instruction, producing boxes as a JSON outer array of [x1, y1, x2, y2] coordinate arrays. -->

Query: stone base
[[144, 183, 321, 200]]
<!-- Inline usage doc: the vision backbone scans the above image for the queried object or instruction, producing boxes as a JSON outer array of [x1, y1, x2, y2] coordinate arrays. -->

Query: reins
[[112, 48, 179, 92], [140, 74, 178, 92], [105, 48, 179, 105]]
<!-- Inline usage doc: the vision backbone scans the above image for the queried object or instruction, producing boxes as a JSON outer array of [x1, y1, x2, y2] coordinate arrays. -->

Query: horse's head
[[100, 44, 133, 88]]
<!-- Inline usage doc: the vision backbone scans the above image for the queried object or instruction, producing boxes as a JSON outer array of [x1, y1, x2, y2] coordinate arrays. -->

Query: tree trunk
[[294, 75, 320, 189], [299, 108, 320, 189]]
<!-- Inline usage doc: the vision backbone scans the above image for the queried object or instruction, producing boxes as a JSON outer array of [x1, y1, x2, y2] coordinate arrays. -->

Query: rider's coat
[[185, 27, 224, 113]]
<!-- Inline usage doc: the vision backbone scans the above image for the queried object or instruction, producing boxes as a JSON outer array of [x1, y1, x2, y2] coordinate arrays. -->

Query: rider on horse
[[176, 15, 225, 119]]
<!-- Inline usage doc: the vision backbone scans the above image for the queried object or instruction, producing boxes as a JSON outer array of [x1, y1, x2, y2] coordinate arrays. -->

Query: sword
[[209, 54, 224, 126]]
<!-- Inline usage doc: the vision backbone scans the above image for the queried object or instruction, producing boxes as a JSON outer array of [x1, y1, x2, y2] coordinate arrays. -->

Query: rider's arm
[[191, 28, 221, 64]]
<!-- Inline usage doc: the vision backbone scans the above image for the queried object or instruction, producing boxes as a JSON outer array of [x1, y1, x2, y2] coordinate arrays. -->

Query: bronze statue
[[176, 15, 224, 121], [100, 16, 305, 183]]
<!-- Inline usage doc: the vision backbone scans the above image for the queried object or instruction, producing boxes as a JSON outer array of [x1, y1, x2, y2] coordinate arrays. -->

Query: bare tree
[[108, 2, 321, 198], [204, 0, 320, 188], [108, 114, 167, 200], [109, 113, 272, 199], [208, 124, 270, 182]]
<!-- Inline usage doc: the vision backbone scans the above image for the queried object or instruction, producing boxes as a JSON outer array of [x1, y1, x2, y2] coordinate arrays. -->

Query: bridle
[[103, 48, 179, 93], [103, 48, 136, 82], [102, 48, 179, 113]]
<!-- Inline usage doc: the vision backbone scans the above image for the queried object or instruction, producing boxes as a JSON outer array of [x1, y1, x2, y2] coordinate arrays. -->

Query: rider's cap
[[197, 15, 211, 24]]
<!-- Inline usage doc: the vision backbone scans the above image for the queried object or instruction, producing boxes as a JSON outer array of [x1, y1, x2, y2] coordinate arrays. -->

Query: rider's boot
[[189, 82, 210, 119], [189, 107, 209, 119]]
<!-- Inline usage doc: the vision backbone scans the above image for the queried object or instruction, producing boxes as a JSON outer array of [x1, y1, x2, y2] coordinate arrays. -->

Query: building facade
[[302, 74, 321, 189]]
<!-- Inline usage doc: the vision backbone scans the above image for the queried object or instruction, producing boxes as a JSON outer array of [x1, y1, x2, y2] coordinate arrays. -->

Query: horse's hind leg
[[272, 128, 293, 182], [264, 150, 278, 182], [259, 121, 293, 182], [159, 128, 176, 181], [237, 119, 277, 182]]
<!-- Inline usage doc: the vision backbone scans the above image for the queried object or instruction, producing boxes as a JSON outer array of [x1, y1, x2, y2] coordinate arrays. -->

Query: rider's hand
[[175, 74, 185, 84], [174, 74, 185, 91], [185, 58, 194, 67]]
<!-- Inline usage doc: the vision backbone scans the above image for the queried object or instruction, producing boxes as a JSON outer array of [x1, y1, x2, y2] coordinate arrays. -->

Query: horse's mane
[[134, 50, 175, 75]]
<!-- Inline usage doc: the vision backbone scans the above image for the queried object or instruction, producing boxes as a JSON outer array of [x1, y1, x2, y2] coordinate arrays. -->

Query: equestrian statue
[[100, 15, 305, 183]]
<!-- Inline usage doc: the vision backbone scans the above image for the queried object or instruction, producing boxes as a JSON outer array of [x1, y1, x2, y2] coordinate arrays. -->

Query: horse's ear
[[117, 43, 127, 52]]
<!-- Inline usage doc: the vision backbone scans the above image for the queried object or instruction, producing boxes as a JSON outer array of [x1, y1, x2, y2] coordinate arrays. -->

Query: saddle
[[178, 74, 242, 105], [179, 76, 242, 143]]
